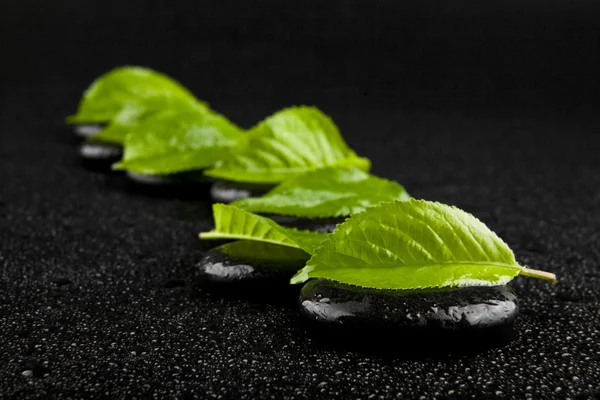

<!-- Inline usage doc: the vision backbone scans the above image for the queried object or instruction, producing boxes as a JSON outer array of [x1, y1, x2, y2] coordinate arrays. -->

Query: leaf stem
[[520, 267, 557, 282]]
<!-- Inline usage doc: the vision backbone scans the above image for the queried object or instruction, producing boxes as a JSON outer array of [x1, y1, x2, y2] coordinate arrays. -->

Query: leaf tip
[[202, 168, 219, 179], [290, 266, 314, 285], [111, 162, 125, 171]]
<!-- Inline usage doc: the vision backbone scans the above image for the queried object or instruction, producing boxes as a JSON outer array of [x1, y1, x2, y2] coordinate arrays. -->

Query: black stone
[[126, 171, 210, 186], [197, 241, 308, 284], [107, 171, 211, 200], [196, 241, 308, 299], [210, 180, 275, 203], [79, 140, 123, 170], [73, 124, 104, 139], [268, 215, 346, 233], [122, 171, 212, 199], [299, 279, 519, 352]]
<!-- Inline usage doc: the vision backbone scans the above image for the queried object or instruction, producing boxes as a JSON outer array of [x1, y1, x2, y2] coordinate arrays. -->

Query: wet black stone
[[122, 171, 213, 199], [73, 124, 104, 138], [126, 171, 211, 186], [79, 140, 123, 170], [197, 241, 308, 284], [196, 241, 308, 299], [299, 279, 519, 352], [210, 180, 275, 203], [268, 215, 346, 233]]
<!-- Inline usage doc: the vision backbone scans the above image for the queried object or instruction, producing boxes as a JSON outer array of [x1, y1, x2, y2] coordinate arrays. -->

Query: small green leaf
[[200, 204, 327, 254], [232, 167, 410, 218], [219, 241, 310, 265], [113, 109, 244, 175], [292, 199, 556, 289], [67, 66, 207, 144], [204, 106, 370, 184]]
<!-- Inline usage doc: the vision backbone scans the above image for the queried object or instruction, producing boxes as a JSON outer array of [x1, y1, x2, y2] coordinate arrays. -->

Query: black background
[[1, 1, 600, 399], [3, 0, 600, 114]]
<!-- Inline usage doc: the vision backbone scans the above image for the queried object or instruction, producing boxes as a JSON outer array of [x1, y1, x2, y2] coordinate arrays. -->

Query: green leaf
[[292, 199, 556, 289], [86, 104, 146, 144], [204, 106, 370, 184], [112, 109, 244, 175], [67, 66, 207, 144], [232, 167, 410, 218], [200, 204, 328, 254], [219, 241, 310, 265]]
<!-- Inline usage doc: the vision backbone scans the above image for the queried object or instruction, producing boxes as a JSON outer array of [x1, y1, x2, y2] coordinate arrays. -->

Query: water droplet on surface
[[51, 277, 72, 286], [131, 345, 147, 356], [21, 360, 49, 378]]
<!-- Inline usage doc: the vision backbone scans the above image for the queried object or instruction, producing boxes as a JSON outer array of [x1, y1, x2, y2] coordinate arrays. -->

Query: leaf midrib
[[317, 257, 522, 271]]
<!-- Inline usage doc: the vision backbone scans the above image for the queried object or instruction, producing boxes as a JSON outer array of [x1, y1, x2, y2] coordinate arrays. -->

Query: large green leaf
[[113, 109, 244, 175], [204, 106, 371, 184], [292, 199, 556, 289], [67, 66, 207, 144], [232, 167, 410, 218], [200, 204, 327, 254]]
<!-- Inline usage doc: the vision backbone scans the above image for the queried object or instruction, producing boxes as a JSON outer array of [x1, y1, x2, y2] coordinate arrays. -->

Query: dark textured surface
[[2, 1, 600, 399], [2, 89, 600, 400]]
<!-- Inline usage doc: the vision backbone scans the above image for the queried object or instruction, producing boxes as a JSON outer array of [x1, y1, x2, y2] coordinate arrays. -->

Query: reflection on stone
[[79, 140, 123, 170], [197, 241, 309, 285], [126, 171, 209, 185], [74, 124, 104, 138], [210, 180, 275, 203], [300, 279, 519, 332]]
